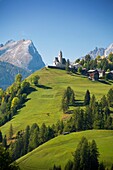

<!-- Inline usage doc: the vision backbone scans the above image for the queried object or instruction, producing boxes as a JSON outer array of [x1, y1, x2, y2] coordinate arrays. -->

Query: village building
[[53, 51, 66, 68], [71, 63, 82, 69], [81, 68, 88, 75], [105, 70, 113, 79], [87, 70, 99, 81], [98, 70, 105, 78]]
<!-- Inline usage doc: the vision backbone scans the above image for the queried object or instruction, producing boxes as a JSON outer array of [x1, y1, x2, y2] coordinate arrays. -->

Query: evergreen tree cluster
[[0, 145, 20, 170], [10, 123, 55, 160], [0, 74, 31, 126], [61, 86, 75, 112], [0, 120, 65, 161], [72, 137, 99, 170], [51, 137, 113, 170], [64, 137, 99, 170], [61, 88, 113, 132], [65, 100, 113, 132]]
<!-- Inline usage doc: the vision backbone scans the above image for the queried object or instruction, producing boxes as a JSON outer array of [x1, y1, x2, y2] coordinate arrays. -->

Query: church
[[53, 51, 66, 68]]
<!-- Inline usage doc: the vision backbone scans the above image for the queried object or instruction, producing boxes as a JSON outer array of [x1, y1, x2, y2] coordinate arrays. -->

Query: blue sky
[[0, 0, 113, 64]]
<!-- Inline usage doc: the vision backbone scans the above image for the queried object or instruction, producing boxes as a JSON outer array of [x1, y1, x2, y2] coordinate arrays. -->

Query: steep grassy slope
[[1, 68, 113, 135], [17, 130, 113, 170]]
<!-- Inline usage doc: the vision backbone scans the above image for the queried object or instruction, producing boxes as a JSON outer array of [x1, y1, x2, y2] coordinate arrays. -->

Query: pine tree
[[0, 145, 20, 170], [84, 90, 90, 105], [84, 106, 93, 130], [12, 136, 24, 160], [2, 135, 7, 148], [9, 123, 13, 140], [40, 123, 48, 143], [23, 125, 30, 154], [66, 86, 75, 105], [28, 124, 40, 152], [73, 137, 90, 170], [61, 90, 69, 113], [107, 88, 113, 107], [101, 95, 108, 109], [61, 87, 75, 113], [0, 130, 3, 143], [74, 108, 84, 131], [28, 128, 39, 151], [104, 116, 112, 129], [89, 140, 99, 170], [73, 137, 99, 170], [90, 94, 96, 110]]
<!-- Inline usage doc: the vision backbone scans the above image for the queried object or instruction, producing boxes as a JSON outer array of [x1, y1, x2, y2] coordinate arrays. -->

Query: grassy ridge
[[1, 68, 113, 135], [17, 130, 113, 170]]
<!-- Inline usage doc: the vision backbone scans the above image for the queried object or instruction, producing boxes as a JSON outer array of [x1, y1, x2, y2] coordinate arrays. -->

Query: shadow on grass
[[27, 86, 37, 94], [75, 100, 84, 107], [98, 79, 111, 85], [108, 80, 113, 84], [37, 84, 52, 89], [20, 98, 31, 108]]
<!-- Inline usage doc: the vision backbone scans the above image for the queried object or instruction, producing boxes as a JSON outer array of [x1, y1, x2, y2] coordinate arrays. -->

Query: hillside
[[1, 68, 113, 136], [17, 130, 113, 170], [1, 68, 112, 137]]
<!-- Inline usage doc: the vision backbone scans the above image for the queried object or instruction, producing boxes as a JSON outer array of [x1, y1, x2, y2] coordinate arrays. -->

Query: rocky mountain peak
[[105, 43, 113, 57], [0, 39, 45, 72]]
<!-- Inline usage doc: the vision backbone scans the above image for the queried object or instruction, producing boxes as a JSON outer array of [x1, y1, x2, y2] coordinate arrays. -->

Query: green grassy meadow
[[1, 68, 113, 135], [17, 130, 113, 170]]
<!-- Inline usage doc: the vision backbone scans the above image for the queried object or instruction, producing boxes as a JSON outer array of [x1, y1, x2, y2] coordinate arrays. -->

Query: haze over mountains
[[0, 39, 45, 89]]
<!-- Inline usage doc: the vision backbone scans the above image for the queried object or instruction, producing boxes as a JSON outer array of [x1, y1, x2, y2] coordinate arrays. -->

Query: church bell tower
[[58, 51, 62, 63]]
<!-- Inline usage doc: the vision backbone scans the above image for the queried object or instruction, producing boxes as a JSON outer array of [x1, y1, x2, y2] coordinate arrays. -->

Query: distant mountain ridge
[[104, 43, 113, 57], [84, 43, 113, 59], [0, 39, 45, 71], [88, 47, 105, 59], [0, 39, 45, 89]]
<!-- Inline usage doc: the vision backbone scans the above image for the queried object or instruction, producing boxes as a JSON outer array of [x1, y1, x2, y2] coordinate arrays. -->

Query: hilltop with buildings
[[48, 49, 113, 82]]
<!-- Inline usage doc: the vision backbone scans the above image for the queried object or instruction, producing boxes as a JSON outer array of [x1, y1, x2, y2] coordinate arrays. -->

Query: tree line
[[76, 53, 113, 72], [0, 145, 20, 170], [62, 87, 113, 132], [0, 122, 62, 160]]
